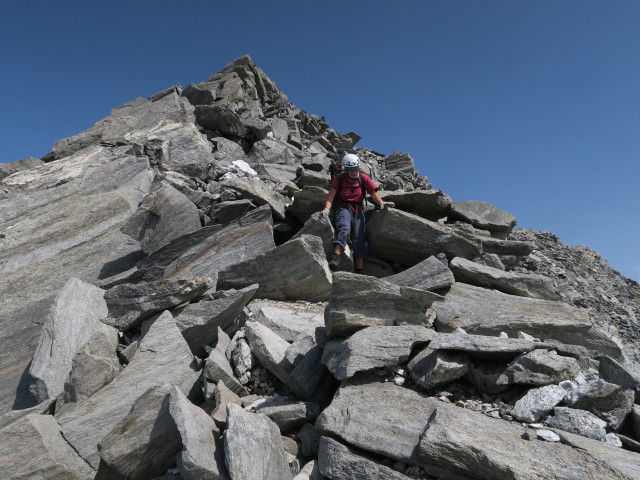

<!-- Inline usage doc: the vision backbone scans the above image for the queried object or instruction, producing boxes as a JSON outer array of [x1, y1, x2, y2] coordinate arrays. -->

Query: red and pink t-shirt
[[330, 173, 378, 205]]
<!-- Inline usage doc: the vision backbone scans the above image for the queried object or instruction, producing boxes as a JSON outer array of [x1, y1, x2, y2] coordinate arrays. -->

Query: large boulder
[[221, 176, 289, 221], [217, 235, 332, 303], [432, 283, 622, 358], [450, 257, 561, 300], [326, 272, 443, 338], [245, 321, 293, 385], [379, 190, 451, 221], [564, 379, 635, 431], [0, 145, 153, 412], [383, 255, 455, 291], [28, 278, 109, 403], [288, 187, 327, 224], [449, 200, 517, 238], [56, 311, 199, 469], [247, 299, 325, 342], [496, 349, 581, 386], [366, 208, 482, 265]]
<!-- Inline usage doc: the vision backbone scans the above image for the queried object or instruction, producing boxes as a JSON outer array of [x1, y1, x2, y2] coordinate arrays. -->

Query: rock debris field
[[0, 56, 639, 479]]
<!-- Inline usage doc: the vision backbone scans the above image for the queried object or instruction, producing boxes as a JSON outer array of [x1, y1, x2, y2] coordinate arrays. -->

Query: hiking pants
[[333, 207, 366, 259]]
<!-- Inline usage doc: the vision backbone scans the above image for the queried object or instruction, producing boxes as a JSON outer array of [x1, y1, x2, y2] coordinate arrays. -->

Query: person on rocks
[[320, 153, 394, 274]]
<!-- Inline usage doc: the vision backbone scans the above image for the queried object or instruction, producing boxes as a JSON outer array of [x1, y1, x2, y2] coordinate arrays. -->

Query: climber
[[277, 104, 289, 117], [320, 153, 394, 274]]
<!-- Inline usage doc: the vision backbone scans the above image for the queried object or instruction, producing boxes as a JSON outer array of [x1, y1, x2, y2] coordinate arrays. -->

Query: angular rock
[[0, 146, 153, 412], [432, 283, 622, 358], [173, 284, 258, 356], [407, 347, 470, 390], [96, 384, 180, 480], [247, 299, 325, 342], [417, 400, 640, 480], [479, 237, 535, 256], [384, 152, 416, 175], [224, 403, 293, 480], [0, 413, 95, 479], [293, 460, 321, 480], [212, 380, 242, 429], [246, 138, 298, 166], [254, 163, 299, 183], [297, 423, 322, 458], [327, 272, 443, 338], [366, 208, 482, 265], [472, 252, 506, 270], [464, 361, 510, 395], [254, 400, 320, 432], [383, 255, 455, 292], [546, 406, 607, 440], [169, 386, 229, 480], [286, 335, 329, 402], [203, 342, 248, 397], [511, 384, 567, 422], [633, 405, 640, 440], [209, 199, 254, 225], [449, 200, 517, 238], [497, 349, 581, 386], [288, 186, 327, 224], [29, 277, 109, 402], [428, 332, 540, 361], [57, 311, 199, 468], [221, 176, 288, 221], [450, 257, 561, 300], [598, 355, 640, 401], [564, 379, 634, 430], [0, 398, 56, 431], [291, 212, 353, 271], [245, 321, 292, 385], [0, 156, 44, 182], [379, 189, 451, 221], [321, 326, 434, 380], [121, 181, 201, 254], [63, 322, 122, 404], [318, 437, 413, 480], [217, 235, 332, 302], [103, 277, 213, 330], [295, 170, 330, 189], [137, 215, 275, 287]]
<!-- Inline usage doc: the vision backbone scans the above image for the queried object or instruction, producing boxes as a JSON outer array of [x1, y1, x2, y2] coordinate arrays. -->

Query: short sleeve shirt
[[330, 173, 378, 203]]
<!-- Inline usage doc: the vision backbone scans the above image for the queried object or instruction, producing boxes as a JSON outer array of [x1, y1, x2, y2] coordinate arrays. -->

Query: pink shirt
[[330, 173, 378, 204]]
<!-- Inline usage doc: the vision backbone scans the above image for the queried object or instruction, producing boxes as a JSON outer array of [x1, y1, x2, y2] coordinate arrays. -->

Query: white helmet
[[342, 153, 360, 170]]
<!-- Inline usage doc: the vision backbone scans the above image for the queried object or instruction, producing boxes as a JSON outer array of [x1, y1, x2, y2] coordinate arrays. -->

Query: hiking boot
[[328, 254, 341, 271]]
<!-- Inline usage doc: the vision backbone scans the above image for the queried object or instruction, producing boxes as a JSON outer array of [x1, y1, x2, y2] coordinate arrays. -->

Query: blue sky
[[1, 1, 639, 282]]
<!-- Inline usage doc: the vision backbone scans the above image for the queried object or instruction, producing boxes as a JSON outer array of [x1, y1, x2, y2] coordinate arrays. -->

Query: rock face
[[1, 56, 640, 478]]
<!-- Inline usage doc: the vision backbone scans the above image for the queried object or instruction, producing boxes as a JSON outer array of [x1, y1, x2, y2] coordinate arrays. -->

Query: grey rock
[[598, 355, 640, 401], [546, 407, 607, 440], [511, 385, 567, 422], [254, 163, 299, 183], [450, 257, 561, 300], [245, 321, 292, 385], [383, 255, 455, 291], [203, 342, 248, 397], [536, 429, 561, 442], [224, 403, 293, 480], [293, 460, 321, 480], [291, 213, 354, 271], [63, 322, 122, 404], [367, 208, 482, 265], [248, 299, 325, 342], [407, 347, 470, 390], [195, 104, 250, 137], [432, 283, 622, 358], [327, 272, 443, 338], [246, 138, 298, 166], [217, 235, 332, 303], [633, 405, 640, 440], [321, 326, 434, 380], [0, 413, 95, 479], [428, 332, 540, 361], [286, 335, 328, 402], [221, 176, 289, 221], [604, 432, 623, 447], [497, 349, 581, 386], [0, 156, 44, 181], [449, 200, 517, 238], [209, 199, 254, 225], [318, 436, 413, 480], [297, 424, 321, 458], [173, 284, 258, 356], [464, 362, 510, 395], [104, 277, 213, 330], [472, 252, 505, 270], [288, 186, 327, 224], [96, 384, 180, 480], [301, 154, 332, 173], [379, 189, 452, 221], [479, 237, 534, 256], [211, 380, 242, 429], [564, 379, 634, 430], [0, 398, 55, 431], [137, 216, 275, 287], [295, 170, 330, 189], [0, 146, 153, 412], [254, 400, 320, 432], [418, 400, 640, 480], [29, 277, 109, 402], [384, 151, 416, 175], [121, 181, 201, 255], [57, 311, 199, 468], [169, 386, 229, 480]]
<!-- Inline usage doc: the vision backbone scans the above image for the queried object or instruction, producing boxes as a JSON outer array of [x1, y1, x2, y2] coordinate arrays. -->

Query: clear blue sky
[[2, 1, 639, 282]]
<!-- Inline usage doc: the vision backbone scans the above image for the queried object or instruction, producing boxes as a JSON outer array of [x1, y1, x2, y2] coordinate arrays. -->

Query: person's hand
[[320, 207, 331, 216], [380, 201, 395, 209]]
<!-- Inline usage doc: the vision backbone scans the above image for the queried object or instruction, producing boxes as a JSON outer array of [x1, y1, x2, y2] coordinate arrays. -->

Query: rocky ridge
[[0, 55, 639, 479]]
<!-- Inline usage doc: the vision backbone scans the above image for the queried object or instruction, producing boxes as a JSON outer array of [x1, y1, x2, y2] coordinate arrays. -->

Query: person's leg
[[329, 208, 350, 270], [352, 210, 366, 274]]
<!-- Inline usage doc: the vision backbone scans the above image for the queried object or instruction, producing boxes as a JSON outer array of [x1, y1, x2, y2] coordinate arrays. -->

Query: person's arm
[[371, 190, 395, 209], [321, 187, 337, 215]]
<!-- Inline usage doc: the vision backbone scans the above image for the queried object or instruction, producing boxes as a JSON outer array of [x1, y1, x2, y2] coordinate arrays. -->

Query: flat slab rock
[[383, 255, 455, 292], [321, 326, 434, 380], [247, 299, 325, 342], [433, 283, 621, 358], [379, 189, 451, 221], [448, 200, 517, 237]]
